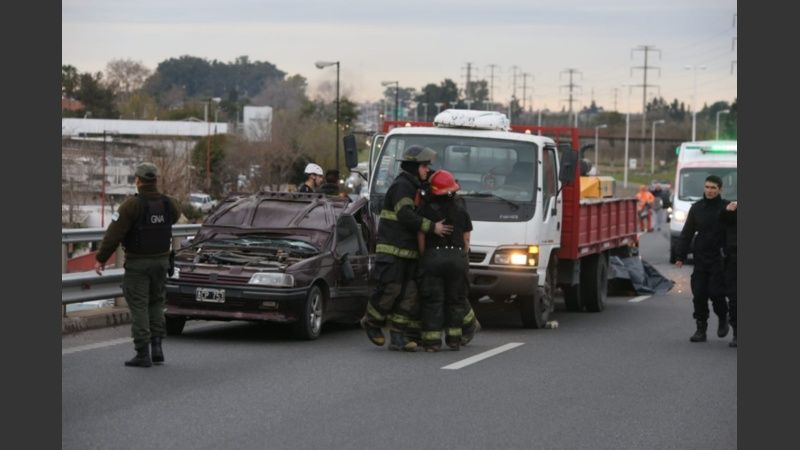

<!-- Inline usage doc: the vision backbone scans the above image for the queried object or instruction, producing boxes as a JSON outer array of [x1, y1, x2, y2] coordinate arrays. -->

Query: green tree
[[61, 65, 80, 98]]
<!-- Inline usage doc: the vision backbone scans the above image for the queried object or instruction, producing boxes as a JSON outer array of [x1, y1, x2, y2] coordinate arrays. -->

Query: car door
[[538, 145, 561, 276], [332, 213, 370, 314]]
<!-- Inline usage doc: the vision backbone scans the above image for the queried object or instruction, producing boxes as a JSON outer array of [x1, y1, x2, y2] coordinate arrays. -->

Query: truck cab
[[669, 140, 737, 263]]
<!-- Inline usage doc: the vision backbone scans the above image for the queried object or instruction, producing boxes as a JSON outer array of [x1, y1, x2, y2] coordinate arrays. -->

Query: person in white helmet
[[299, 163, 324, 193]]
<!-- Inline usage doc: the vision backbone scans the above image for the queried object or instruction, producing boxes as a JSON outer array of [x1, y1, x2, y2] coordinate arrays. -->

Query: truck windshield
[[678, 167, 737, 201], [372, 134, 538, 203]]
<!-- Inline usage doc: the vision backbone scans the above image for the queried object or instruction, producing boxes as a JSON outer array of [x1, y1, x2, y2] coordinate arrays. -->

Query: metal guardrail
[[61, 224, 201, 305]]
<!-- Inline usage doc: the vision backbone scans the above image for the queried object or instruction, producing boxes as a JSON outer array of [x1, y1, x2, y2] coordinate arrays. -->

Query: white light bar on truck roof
[[433, 109, 510, 131]]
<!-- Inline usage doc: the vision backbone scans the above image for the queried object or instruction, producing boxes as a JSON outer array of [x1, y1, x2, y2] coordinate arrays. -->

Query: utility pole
[[462, 62, 476, 101], [485, 64, 499, 109], [612, 88, 619, 112], [631, 45, 661, 169], [510, 66, 519, 100], [560, 68, 582, 125], [521, 73, 532, 111]]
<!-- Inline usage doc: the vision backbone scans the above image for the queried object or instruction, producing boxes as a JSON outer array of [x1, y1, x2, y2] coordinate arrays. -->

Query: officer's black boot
[[689, 320, 707, 343], [729, 325, 737, 348], [388, 330, 419, 352], [125, 346, 153, 368], [151, 337, 164, 364], [360, 316, 385, 346], [717, 315, 730, 338]]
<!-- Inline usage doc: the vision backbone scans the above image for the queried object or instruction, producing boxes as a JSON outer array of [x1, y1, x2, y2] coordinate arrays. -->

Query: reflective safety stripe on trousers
[[376, 243, 419, 259]]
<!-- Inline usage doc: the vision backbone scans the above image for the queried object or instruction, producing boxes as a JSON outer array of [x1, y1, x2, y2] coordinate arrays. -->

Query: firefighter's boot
[[461, 317, 481, 346], [125, 346, 153, 368], [729, 325, 737, 348], [388, 330, 419, 352], [151, 337, 164, 364], [690, 320, 708, 343], [360, 316, 385, 346]]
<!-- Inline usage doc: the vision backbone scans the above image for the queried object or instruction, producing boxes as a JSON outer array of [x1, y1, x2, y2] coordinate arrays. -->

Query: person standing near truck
[[94, 163, 180, 367], [721, 200, 737, 347], [298, 163, 324, 193], [360, 146, 452, 351], [675, 175, 729, 343], [636, 185, 655, 232], [416, 170, 473, 352]]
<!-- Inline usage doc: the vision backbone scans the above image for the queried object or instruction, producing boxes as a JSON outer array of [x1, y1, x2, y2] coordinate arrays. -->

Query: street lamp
[[716, 109, 731, 140], [594, 124, 607, 172], [685, 65, 707, 141], [381, 81, 399, 121], [206, 97, 221, 191], [651, 119, 665, 174], [315, 60, 340, 171]]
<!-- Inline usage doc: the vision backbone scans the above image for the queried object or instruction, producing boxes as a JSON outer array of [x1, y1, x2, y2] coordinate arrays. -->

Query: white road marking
[[62, 338, 130, 355], [441, 342, 525, 370], [629, 295, 652, 303]]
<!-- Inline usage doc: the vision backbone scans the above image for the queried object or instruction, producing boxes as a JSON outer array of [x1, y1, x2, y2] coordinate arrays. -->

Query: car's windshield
[[372, 134, 538, 202], [678, 167, 737, 201]]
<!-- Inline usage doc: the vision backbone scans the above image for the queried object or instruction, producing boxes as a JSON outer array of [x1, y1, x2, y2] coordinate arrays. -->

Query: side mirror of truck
[[559, 148, 578, 185], [344, 134, 359, 170]]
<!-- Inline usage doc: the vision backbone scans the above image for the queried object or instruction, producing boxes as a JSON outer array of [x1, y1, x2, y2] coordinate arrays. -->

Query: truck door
[[538, 145, 561, 276]]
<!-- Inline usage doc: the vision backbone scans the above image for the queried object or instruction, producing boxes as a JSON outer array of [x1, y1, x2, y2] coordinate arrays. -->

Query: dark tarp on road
[[608, 256, 675, 296]]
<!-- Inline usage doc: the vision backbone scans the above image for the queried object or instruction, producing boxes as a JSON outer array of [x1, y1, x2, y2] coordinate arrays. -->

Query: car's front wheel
[[293, 285, 324, 340]]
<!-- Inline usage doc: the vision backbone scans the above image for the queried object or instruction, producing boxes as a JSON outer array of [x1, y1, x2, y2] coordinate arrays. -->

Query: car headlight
[[673, 210, 688, 222], [248, 273, 295, 287], [170, 266, 180, 279], [493, 245, 538, 267]]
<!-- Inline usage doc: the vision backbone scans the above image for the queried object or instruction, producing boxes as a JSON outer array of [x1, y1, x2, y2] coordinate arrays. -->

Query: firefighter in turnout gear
[[94, 163, 180, 367], [361, 146, 453, 351], [417, 170, 473, 351]]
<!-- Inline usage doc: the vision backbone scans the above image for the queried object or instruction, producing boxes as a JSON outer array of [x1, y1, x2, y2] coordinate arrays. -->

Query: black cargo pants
[[690, 257, 728, 322], [419, 248, 468, 345], [123, 256, 170, 349]]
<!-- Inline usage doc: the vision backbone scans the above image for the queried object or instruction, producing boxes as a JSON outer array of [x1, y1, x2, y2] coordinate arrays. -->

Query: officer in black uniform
[[417, 170, 473, 351], [675, 175, 730, 343], [361, 146, 453, 351], [721, 200, 738, 347], [95, 163, 180, 367]]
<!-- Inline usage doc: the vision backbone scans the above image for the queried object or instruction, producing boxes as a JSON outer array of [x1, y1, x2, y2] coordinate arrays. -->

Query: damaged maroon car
[[165, 192, 375, 340]]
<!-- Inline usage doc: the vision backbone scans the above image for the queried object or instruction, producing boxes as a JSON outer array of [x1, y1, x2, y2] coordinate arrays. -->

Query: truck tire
[[519, 294, 547, 329], [581, 253, 608, 313], [563, 284, 583, 312], [165, 316, 186, 336]]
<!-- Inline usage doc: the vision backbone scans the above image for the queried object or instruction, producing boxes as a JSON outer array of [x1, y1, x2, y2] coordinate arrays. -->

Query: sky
[[62, 0, 737, 113]]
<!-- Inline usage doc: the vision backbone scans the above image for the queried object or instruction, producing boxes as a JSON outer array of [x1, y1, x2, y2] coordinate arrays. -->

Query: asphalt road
[[62, 229, 737, 449]]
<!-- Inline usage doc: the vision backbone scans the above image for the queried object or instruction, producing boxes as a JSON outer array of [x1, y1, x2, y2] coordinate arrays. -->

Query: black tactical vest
[[123, 195, 172, 254]]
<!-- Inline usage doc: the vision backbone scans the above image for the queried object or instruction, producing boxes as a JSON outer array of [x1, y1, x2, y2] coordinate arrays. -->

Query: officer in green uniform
[[94, 163, 180, 367], [361, 146, 453, 351]]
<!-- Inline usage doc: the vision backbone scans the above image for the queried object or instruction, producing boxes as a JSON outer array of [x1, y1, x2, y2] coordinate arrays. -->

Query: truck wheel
[[582, 254, 608, 312], [563, 284, 583, 312], [520, 294, 547, 329], [165, 316, 186, 336], [293, 285, 324, 340]]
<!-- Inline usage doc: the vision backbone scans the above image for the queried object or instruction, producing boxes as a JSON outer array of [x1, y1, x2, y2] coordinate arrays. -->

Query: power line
[[560, 68, 582, 121]]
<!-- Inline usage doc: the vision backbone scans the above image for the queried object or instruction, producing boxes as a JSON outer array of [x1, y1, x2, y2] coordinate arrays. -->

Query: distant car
[[189, 193, 217, 213], [165, 192, 376, 340]]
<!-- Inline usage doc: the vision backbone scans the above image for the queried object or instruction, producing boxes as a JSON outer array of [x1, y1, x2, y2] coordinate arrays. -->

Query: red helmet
[[429, 170, 460, 195]]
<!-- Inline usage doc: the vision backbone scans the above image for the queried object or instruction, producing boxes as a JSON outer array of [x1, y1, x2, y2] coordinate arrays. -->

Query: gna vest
[[123, 195, 172, 254]]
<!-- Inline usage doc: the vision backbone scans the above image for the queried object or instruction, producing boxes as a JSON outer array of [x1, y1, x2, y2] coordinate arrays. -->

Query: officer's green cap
[[135, 162, 158, 182]]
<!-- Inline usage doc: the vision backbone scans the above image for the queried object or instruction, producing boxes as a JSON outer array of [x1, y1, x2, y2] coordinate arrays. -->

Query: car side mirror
[[559, 148, 578, 185], [344, 134, 359, 170]]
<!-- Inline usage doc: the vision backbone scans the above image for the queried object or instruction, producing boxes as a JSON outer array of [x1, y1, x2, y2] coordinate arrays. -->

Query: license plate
[[196, 287, 226, 303]]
